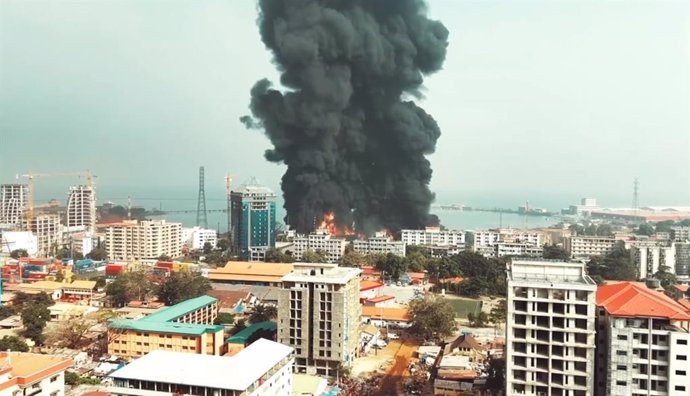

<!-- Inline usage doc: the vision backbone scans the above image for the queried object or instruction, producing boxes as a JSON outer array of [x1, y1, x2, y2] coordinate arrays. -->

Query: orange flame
[[318, 212, 355, 237]]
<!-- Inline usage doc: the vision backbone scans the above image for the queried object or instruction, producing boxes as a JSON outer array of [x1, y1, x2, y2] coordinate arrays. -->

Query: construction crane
[[16, 171, 96, 229]]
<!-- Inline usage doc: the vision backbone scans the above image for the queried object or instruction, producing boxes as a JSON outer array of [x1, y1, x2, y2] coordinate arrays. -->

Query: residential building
[[226, 321, 278, 356], [595, 282, 690, 396], [352, 232, 406, 257], [66, 185, 96, 234], [108, 295, 225, 359], [443, 334, 487, 364], [182, 226, 218, 250], [630, 244, 676, 279], [0, 231, 38, 256], [109, 339, 294, 396], [671, 226, 690, 242], [472, 229, 544, 257], [499, 229, 545, 246], [506, 260, 598, 396], [495, 242, 544, 258], [0, 184, 27, 229], [401, 227, 466, 246], [361, 306, 412, 328], [230, 182, 277, 261], [102, 220, 182, 261], [30, 214, 60, 257], [565, 236, 617, 259], [289, 230, 347, 263], [208, 261, 295, 287], [676, 243, 690, 279], [423, 244, 465, 258], [277, 264, 361, 375], [0, 352, 72, 396]]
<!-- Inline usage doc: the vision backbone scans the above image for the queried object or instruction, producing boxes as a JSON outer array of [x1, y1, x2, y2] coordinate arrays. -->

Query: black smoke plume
[[242, 0, 448, 235]]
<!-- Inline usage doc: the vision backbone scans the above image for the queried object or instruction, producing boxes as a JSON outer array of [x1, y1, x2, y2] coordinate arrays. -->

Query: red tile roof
[[678, 299, 690, 311], [360, 280, 384, 292], [597, 282, 690, 320], [365, 295, 395, 303]]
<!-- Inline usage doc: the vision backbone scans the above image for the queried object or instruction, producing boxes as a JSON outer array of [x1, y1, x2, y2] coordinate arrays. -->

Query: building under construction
[[66, 185, 96, 233], [30, 214, 61, 257], [0, 184, 28, 229]]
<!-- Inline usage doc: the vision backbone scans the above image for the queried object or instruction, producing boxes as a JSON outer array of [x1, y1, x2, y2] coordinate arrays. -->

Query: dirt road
[[376, 340, 417, 395]]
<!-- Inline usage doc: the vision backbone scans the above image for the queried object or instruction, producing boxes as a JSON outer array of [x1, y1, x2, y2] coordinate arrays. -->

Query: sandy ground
[[351, 340, 401, 377], [377, 340, 418, 396]]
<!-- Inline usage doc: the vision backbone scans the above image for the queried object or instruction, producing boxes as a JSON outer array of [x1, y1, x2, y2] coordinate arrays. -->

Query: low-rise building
[[361, 306, 412, 328], [109, 338, 294, 396], [288, 230, 347, 263], [401, 227, 466, 246], [495, 242, 543, 258], [352, 232, 406, 257], [226, 321, 277, 357], [443, 334, 486, 364], [565, 236, 617, 259], [595, 282, 690, 396], [108, 295, 224, 359], [208, 261, 295, 287], [671, 226, 690, 242], [360, 280, 384, 301], [182, 226, 218, 250], [207, 290, 255, 314], [0, 352, 72, 396]]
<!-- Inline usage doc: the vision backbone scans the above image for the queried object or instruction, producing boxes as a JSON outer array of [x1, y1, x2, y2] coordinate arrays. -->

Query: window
[[676, 386, 686, 391], [616, 365, 626, 371], [678, 339, 688, 345], [676, 370, 687, 376], [616, 381, 626, 386], [617, 335, 627, 341], [616, 351, 627, 356], [677, 355, 687, 361]]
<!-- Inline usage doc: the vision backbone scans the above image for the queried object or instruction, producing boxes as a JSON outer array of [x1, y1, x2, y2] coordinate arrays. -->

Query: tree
[[302, 249, 327, 263], [21, 304, 51, 345], [248, 304, 278, 324], [0, 336, 29, 352], [47, 315, 92, 348], [229, 318, 247, 335], [489, 300, 507, 325], [543, 244, 569, 260], [587, 243, 637, 281], [10, 249, 28, 259], [157, 254, 172, 262], [55, 247, 72, 260], [156, 272, 211, 306], [55, 270, 65, 282], [655, 220, 676, 233], [409, 296, 456, 342], [466, 311, 489, 327], [635, 223, 655, 236], [339, 251, 367, 267], [373, 253, 407, 281], [457, 278, 486, 299], [12, 292, 54, 314], [217, 238, 230, 251], [264, 248, 294, 263], [214, 312, 234, 325], [89, 276, 107, 289], [485, 357, 506, 391], [105, 271, 153, 307], [86, 247, 107, 261], [404, 251, 428, 272], [654, 266, 677, 290], [0, 306, 14, 321]]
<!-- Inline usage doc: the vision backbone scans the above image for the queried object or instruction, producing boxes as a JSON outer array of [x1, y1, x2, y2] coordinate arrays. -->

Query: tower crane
[[16, 171, 96, 229]]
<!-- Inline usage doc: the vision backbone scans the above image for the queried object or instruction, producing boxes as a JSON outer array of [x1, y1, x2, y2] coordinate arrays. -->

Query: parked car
[[387, 333, 400, 340]]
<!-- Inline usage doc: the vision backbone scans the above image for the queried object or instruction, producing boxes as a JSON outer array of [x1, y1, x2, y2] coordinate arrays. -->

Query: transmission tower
[[632, 177, 639, 214], [197, 166, 208, 228]]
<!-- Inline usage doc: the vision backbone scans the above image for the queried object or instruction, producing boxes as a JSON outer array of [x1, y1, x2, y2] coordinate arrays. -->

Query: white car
[[387, 333, 400, 340]]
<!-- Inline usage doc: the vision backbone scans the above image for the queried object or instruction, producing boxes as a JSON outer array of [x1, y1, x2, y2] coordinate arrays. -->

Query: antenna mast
[[196, 166, 208, 228]]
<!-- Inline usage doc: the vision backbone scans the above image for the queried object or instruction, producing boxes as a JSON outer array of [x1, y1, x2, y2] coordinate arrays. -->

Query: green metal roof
[[226, 321, 277, 344], [110, 319, 224, 336], [140, 296, 217, 323]]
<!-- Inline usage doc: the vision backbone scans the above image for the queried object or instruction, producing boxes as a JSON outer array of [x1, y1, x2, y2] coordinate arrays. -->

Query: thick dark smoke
[[242, 0, 448, 235]]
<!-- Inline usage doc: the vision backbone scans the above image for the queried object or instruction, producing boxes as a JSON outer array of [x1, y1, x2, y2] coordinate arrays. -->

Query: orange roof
[[408, 272, 427, 280], [361, 306, 411, 322], [673, 284, 690, 293], [208, 261, 294, 283], [0, 352, 71, 390], [366, 295, 395, 303], [439, 277, 464, 284], [360, 280, 384, 291], [361, 266, 381, 275], [678, 299, 690, 311], [597, 282, 690, 320]]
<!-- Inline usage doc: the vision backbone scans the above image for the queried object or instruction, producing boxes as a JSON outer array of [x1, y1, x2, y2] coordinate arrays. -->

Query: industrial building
[[506, 260, 597, 396], [0, 352, 72, 396], [102, 219, 182, 261], [0, 184, 27, 228], [66, 185, 96, 234], [352, 232, 406, 257], [109, 339, 294, 396], [289, 230, 347, 263], [229, 181, 277, 262], [565, 236, 617, 260], [108, 295, 224, 359], [595, 282, 690, 396], [278, 264, 361, 376]]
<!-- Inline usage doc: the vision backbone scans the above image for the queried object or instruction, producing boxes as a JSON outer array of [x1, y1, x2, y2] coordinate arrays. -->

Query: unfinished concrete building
[[30, 214, 61, 257], [67, 185, 96, 233], [0, 184, 28, 229], [278, 264, 361, 376]]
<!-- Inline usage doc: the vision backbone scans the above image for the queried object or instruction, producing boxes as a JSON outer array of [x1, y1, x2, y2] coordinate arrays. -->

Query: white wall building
[[506, 260, 597, 396], [0, 184, 27, 229], [30, 214, 61, 257], [109, 339, 294, 396], [66, 185, 96, 234], [671, 226, 690, 242], [0, 352, 72, 396], [401, 227, 465, 246], [565, 236, 617, 259], [102, 220, 182, 261], [0, 231, 38, 256], [290, 230, 347, 263], [630, 244, 676, 279], [182, 226, 218, 250], [595, 282, 690, 396], [352, 232, 406, 257], [495, 242, 544, 258]]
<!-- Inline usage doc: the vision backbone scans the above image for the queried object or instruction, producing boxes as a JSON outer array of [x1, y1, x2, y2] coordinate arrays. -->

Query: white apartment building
[[630, 244, 676, 279], [595, 282, 690, 396], [278, 264, 361, 376], [109, 339, 294, 396], [352, 232, 406, 257], [0, 184, 27, 228], [499, 229, 544, 246], [0, 231, 38, 256], [182, 226, 218, 250], [401, 227, 465, 246], [496, 242, 544, 258], [291, 230, 347, 263], [66, 185, 96, 234], [506, 260, 597, 396], [102, 220, 182, 261], [0, 352, 72, 396], [424, 244, 465, 258], [676, 243, 690, 279], [565, 236, 617, 259], [30, 214, 61, 257], [671, 227, 690, 242], [473, 230, 501, 249]]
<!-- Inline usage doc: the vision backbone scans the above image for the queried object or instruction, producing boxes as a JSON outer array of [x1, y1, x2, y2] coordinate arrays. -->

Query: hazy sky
[[1, 0, 689, 209]]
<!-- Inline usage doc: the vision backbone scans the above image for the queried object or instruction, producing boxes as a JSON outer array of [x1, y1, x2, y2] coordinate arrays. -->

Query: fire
[[318, 212, 355, 237]]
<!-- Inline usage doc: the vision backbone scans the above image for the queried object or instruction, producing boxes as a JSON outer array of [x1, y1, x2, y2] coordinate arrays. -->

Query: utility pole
[[196, 166, 208, 228]]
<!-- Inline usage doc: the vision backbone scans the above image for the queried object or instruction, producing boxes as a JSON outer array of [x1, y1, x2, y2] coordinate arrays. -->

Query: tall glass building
[[229, 181, 276, 261]]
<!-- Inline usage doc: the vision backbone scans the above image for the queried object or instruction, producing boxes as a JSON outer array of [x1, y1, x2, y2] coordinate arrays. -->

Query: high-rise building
[[506, 259, 597, 396], [290, 230, 348, 263], [102, 220, 182, 261], [30, 214, 61, 257], [66, 185, 96, 233], [565, 236, 617, 259], [278, 263, 361, 376], [352, 232, 406, 257], [230, 182, 276, 261], [595, 282, 690, 396], [675, 243, 690, 279], [671, 226, 690, 242], [0, 184, 27, 228], [401, 227, 466, 246], [630, 244, 676, 279]]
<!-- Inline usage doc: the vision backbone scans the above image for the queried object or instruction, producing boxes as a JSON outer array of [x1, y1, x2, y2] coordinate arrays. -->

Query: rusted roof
[[597, 282, 690, 320]]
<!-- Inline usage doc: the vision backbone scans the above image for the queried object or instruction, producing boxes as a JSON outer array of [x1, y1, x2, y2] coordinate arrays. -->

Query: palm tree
[[248, 304, 277, 324]]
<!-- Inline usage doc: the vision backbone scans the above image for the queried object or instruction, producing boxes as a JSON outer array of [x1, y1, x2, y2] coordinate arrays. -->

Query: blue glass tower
[[230, 181, 276, 261]]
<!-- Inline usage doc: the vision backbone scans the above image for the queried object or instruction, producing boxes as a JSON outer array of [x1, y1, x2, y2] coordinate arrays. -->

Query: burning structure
[[242, 0, 448, 235]]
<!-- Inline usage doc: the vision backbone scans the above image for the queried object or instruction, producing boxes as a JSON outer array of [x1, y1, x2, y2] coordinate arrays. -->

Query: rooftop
[[0, 352, 72, 385], [208, 262, 294, 284], [360, 280, 384, 291], [226, 321, 277, 344], [597, 282, 690, 321], [110, 339, 292, 391], [18, 281, 63, 291], [282, 266, 361, 284], [64, 280, 97, 290], [365, 295, 395, 304], [109, 319, 223, 336], [139, 295, 217, 323], [207, 290, 253, 310], [673, 284, 690, 293], [508, 260, 597, 286], [361, 306, 411, 322]]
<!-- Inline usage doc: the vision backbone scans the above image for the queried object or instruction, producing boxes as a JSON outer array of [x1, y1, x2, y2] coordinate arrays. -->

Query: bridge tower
[[196, 166, 208, 228]]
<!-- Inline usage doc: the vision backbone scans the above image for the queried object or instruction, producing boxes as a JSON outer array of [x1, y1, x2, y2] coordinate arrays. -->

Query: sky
[[1, 0, 689, 210]]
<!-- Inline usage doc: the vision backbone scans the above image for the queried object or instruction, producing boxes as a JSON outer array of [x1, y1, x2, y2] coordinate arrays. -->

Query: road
[[376, 340, 417, 395]]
